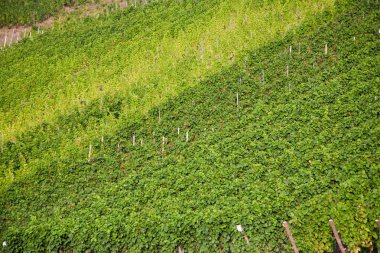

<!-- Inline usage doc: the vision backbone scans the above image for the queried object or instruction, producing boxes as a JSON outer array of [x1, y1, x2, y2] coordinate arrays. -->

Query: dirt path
[[0, 0, 132, 48]]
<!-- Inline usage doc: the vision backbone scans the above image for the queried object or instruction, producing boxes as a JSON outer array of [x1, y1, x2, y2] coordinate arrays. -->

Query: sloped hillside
[[0, 0, 91, 26], [0, 0, 379, 252]]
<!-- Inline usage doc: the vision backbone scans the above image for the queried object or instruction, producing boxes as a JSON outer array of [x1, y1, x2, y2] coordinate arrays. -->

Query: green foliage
[[0, 0, 93, 26], [0, 0, 379, 252]]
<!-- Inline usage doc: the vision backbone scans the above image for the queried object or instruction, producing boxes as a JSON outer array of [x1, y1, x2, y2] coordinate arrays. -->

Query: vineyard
[[0, 0, 379, 252]]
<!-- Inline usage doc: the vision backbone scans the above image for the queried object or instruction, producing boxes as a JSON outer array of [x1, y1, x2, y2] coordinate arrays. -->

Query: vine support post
[[376, 220, 380, 253], [282, 221, 299, 253], [236, 92, 239, 112], [88, 144, 92, 163], [236, 225, 250, 245], [329, 219, 346, 253], [286, 64, 289, 77], [1, 131, 4, 153], [3, 34, 7, 48]]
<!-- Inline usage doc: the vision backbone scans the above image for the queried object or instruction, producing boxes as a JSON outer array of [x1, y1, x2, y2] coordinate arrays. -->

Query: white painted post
[[186, 131, 189, 142], [158, 109, 161, 122], [236, 92, 239, 112], [177, 128, 180, 135], [289, 45, 292, 54], [101, 136, 104, 146], [324, 44, 328, 55], [88, 144, 92, 162], [286, 65, 289, 77], [3, 34, 7, 48], [132, 135, 136, 146]]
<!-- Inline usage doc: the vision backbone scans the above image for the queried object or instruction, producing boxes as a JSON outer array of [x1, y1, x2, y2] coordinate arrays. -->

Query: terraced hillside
[[0, 0, 379, 252]]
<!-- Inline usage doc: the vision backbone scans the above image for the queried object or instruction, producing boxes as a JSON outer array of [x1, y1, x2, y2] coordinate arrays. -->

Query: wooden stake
[[1, 132, 4, 153], [329, 219, 346, 253], [177, 127, 180, 135], [132, 135, 136, 146], [325, 44, 328, 55], [186, 131, 189, 142], [101, 136, 104, 146], [289, 45, 292, 54], [376, 219, 380, 253], [88, 144, 92, 163], [282, 221, 299, 253], [243, 234, 250, 245]]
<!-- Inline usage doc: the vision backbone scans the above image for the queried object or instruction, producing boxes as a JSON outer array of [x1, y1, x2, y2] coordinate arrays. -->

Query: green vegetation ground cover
[[0, 0, 379, 252], [0, 0, 94, 26], [0, 0, 330, 140]]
